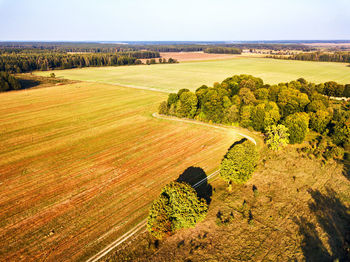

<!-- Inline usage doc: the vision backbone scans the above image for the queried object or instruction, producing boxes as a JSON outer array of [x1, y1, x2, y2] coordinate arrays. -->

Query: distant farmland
[[0, 82, 242, 261], [35, 57, 350, 93]]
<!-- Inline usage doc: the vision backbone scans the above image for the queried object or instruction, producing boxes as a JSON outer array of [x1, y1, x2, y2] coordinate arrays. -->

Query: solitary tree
[[147, 181, 208, 239], [220, 139, 259, 190]]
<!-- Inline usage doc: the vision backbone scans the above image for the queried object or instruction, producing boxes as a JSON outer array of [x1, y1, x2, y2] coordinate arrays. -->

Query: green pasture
[[35, 57, 350, 93]]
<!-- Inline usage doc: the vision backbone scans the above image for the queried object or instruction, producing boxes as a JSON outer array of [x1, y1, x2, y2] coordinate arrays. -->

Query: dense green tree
[[306, 99, 327, 112], [0, 72, 21, 92], [324, 81, 344, 97], [240, 105, 253, 128], [343, 84, 350, 98], [254, 88, 269, 101], [158, 101, 168, 115], [224, 105, 240, 124], [200, 88, 230, 122], [330, 117, 350, 146], [309, 110, 332, 134], [147, 181, 208, 239], [176, 91, 198, 118], [265, 124, 289, 150], [283, 112, 310, 144], [167, 93, 178, 107], [220, 139, 259, 189], [251, 102, 280, 131], [239, 88, 256, 105], [274, 86, 310, 117]]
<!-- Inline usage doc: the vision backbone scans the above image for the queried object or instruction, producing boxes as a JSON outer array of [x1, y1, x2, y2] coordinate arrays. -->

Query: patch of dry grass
[[107, 146, 350, 261]]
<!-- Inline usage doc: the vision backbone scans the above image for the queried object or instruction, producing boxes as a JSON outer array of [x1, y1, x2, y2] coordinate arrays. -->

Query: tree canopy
[[220, 139, 259, 186], [147, 181, 208, 239]]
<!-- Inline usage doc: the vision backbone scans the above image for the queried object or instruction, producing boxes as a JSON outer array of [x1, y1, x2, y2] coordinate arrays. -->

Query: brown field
[[0, 82, 245, 261], [107, 145, 350, 261], [159, 52, 241, 62]]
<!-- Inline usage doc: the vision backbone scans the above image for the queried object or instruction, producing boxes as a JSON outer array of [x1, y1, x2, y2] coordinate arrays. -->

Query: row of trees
[[204, 47, 242, 54], [159, 75, 350, 148], [0, 51, 160, 73], [145, 58, 178, 65], [0, 72, 21, 92], [269, 51, 350, 63], [147, 138, 260, 239]]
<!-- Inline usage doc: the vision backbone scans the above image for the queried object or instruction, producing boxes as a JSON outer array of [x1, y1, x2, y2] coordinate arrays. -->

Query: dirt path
[[86, 170, 220, 262], [152, 113, 257, 145]]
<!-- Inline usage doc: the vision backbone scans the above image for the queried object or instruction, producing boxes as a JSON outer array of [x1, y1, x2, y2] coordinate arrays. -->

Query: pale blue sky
[[0, 0, 349, 41]]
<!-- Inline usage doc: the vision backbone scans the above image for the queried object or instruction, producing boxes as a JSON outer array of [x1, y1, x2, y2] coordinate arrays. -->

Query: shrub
[[220, 139, 259, 187], [147, 181, 208, 239]]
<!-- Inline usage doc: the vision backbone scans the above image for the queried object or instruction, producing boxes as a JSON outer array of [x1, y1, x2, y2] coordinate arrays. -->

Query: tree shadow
[[227, 138, 247, 152], [176, 167, 213, 204], [294, 188, 350, 261], [17, 78, 40, 89], [342, 157, 350, 181]]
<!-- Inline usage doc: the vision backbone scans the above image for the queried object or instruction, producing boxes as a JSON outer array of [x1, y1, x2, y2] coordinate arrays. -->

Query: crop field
[[35, 57, 350, 93], [0, 82, 243, 261], [159, 51, 242, 61]]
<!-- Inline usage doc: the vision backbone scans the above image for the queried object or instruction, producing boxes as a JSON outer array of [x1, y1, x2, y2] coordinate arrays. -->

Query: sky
[[0, 0, 349, 41]]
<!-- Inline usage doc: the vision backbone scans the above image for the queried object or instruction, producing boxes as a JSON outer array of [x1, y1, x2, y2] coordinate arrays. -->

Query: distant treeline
[[204, 47, 242, 54], [136, 44, 313, 53], [0, 42, 315, 54], [0, 71, 21, 92], [269, 51, 350, 63], [0, 51, 160, 73]]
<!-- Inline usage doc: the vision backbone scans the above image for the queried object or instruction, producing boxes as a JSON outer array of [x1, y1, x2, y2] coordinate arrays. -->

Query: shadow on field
[[17, 78, 41, 90], [226, 138, 247, 153], [294, 188, 350, 261], [176, 167, 213, 204], [342, 158, 350, 181]]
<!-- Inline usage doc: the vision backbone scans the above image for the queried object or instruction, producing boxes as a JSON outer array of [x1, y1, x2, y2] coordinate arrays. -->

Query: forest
[[204, 47, 242, 54], [0, 50, 160, 73], [159, 75, 350, 159], [269, 51, 350, 63], [0, 71, 21, 92]]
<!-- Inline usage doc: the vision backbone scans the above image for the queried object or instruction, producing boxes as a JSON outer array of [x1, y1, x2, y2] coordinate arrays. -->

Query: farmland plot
[[0, 82, 240, 261], [35, 57, 350, 93]]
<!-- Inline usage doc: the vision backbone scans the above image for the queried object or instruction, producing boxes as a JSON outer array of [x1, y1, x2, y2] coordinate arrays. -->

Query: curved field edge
[[34, 57, 350, 93], [0, 82, 246, 261]]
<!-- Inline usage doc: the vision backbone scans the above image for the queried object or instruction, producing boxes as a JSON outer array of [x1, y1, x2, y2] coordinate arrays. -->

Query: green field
[[35, 57, 350, 93]]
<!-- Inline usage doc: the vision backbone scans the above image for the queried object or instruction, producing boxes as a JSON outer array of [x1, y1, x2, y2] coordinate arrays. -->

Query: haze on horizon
[[0, 0, 349, 42]]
